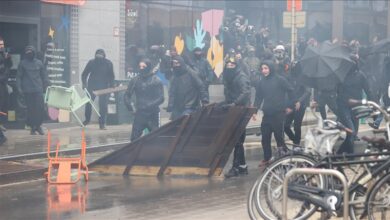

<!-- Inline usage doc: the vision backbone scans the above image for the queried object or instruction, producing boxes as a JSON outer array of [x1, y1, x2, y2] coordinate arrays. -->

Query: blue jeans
[[337, 101, 356, 154], [374, 114, 383, 127]]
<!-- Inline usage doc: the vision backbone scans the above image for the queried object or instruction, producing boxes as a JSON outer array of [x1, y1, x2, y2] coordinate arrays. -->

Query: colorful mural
[[173, 9, 224, 78], [174, 33, 184, 55], [207, 36, 224, 78]]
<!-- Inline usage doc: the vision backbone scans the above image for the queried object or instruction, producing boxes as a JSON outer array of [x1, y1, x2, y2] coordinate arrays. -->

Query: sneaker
[[83, 120, 89, 126], [36, 127, 45, 135], [368, 122, 379, 129], [237, 166, 248, 175], [224, 167, 239, 178], [30, 128, 36, 135], [99, 124, 107, 130], [258, 159, 270, 167], [0, 137, 6, 146]]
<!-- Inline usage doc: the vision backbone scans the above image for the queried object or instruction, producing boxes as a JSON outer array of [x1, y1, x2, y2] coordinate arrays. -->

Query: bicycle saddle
[[361, 136, 390, 150]]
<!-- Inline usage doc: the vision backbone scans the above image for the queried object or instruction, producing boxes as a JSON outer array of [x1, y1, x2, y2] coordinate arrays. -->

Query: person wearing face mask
[[167, 55, 208, 120], [222, 56, 251, 178], [188, 47, 214, 100], [0, 37, 12, 143], [243, 46, 261, 86], [124, 59, 164, 141], [254, 60, 295, 166], [17, 45, 50, 135], [81, 49, 115, 129], [273, 45, 290, 75]]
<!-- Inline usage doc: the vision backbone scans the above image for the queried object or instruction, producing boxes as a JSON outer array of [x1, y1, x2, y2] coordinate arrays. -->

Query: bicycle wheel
[[254, 154, 323, 220], [247, 177, 263, 220], [367, 173, 390, 220]]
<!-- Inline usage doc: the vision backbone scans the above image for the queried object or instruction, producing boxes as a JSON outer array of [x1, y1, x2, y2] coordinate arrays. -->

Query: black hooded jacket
[[255, 60, 296, 115], [82, 49, 115, 90], [17, 46, 50, 93], [0, 49, 12, 84], [124, 59, 164, 113], [223, 65, 251, 107], [337, 65, 372, 103], [168, 56, 208, 112]]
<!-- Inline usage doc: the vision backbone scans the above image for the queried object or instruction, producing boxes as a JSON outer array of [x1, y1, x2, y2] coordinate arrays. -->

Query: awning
[[41, 0, 86, 6]]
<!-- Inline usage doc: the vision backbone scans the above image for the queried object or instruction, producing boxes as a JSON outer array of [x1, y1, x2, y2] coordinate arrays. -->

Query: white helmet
[[274, 45, 285, 51]]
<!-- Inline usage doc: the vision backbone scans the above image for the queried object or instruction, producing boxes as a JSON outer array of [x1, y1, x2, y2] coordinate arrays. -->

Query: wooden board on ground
[[90, 104, 255, 177]]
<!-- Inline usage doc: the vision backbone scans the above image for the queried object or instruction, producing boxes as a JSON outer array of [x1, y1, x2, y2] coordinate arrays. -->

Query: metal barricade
[[282, 168, 349, 220]]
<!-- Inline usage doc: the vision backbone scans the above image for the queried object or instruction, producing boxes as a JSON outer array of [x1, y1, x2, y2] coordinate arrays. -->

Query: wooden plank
[[164, 167, 209, 176], [175, 108, 206, 153], [209, 111, 254, 176], [157, 116, 191, 176], [208, 108, 251, 176]]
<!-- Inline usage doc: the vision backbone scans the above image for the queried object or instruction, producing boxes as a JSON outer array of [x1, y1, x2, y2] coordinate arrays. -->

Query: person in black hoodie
[[17, 45, 50, 135], [255, 60, 295, 166], [0, 37, 12, 143], [223, 56, 251, 178], [337, 55, 372, 154], [124, 59, 164, 141], [283, 63, 311, 145], [167, 55, 208, 120], [81, 49, 115, 129], [188, 47, 214, 100]]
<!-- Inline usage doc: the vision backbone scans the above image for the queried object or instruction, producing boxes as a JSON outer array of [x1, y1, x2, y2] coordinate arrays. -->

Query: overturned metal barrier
[[90, 105, 255, 177]]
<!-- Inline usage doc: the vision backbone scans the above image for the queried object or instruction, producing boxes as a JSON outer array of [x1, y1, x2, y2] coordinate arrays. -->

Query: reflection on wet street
[[46, 183, 88, 220], [0, 148, 262, 220]]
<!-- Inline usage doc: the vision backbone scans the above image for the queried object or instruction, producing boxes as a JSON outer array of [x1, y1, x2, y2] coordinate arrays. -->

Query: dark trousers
[[0, 129, 4, 139], [317, 91, 339, 120], [0, 83, 7, 124], [284, 105, 306, 145], [261, 112, 286, 161], [233, 131, 246, 168], [24, 92, 45, 128], [131, 110, 159, 141], [337, 101, 356, 154], [85, 90, 108, 126]]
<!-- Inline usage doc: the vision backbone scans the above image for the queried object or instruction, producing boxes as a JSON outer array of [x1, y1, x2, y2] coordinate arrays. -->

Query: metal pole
[[282, 168, 349, 220], [290, 0, 296, 61]]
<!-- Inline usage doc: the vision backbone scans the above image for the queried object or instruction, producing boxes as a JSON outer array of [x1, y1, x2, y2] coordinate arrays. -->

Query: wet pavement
[[0, 147, 262, 220], [0, 110, 380, 220], [0, 124, 378, 220]]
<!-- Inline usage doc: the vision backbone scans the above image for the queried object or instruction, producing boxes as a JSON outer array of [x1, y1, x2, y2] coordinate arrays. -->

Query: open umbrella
[[298, 42, 355, 90], [369, 38, 390, 54]]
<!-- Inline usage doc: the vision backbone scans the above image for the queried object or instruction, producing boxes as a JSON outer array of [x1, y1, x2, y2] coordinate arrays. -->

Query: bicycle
[[248, 99, 390, 220]]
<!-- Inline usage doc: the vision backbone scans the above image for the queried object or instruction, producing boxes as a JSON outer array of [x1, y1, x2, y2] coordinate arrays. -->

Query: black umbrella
[[369, 38, 390, 54], [298, 42, 355, 90]]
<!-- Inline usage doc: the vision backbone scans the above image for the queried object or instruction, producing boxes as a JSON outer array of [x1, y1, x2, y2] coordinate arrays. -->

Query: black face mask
[[173, 66, 185, 75], [95, 54, 104, 61], [25, 53, 34, 60], [224, 67, 236, 81], [139, 66, 152, 75], [194, 53, 202, 59]]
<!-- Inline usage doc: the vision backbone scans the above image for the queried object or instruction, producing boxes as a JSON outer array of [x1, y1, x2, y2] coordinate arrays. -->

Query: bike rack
[[282, 168, 349, 220]]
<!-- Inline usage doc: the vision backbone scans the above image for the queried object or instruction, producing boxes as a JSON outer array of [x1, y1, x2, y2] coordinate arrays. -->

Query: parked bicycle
[[248, 99, 390, 220]]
